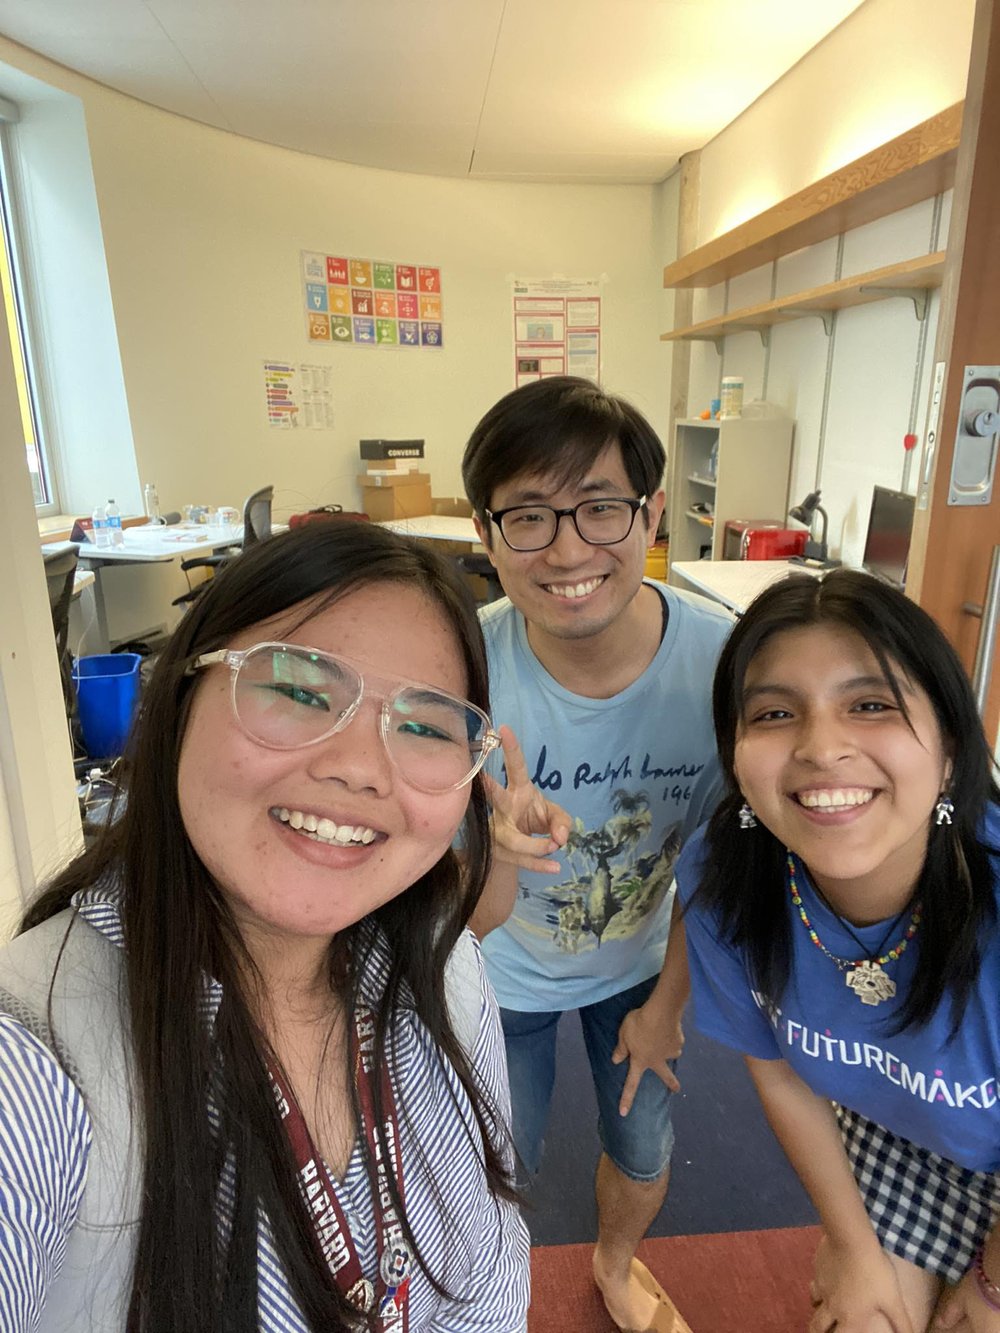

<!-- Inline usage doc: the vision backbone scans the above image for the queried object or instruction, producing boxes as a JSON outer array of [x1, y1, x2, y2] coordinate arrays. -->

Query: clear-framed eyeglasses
[[485, 496, 647, 552], [190, 642, 500, 793]]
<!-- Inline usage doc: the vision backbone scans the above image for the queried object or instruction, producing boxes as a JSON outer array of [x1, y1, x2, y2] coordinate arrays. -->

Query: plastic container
[[105, 499, 124, 547], [720, 376, 744, 419], [144, 482, 160, 522], [72, 654, 142, 758], [91, 504, 110, 549]]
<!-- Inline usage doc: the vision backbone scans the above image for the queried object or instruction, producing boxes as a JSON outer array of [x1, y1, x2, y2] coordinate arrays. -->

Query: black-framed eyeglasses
[[485, 496, 648, 552], [190, 642, 500, 793]]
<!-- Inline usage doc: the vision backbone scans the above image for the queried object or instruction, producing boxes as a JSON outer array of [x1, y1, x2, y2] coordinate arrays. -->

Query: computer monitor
[[862, 486, 916, 590]]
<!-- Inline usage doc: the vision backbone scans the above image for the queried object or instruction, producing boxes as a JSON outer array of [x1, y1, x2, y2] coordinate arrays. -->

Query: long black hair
[[694, 569, 999, 1035], [26, 520, 514, 1331]]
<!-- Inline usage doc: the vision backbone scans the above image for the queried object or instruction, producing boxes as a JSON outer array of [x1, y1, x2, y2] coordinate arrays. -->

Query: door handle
[[968, 544, 1000, 718]]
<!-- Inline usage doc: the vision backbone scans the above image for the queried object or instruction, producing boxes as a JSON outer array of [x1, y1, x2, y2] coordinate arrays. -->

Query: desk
[[67, 523, 247, 649], [671, 559, 822, 614], [378, 515, 481, 544]]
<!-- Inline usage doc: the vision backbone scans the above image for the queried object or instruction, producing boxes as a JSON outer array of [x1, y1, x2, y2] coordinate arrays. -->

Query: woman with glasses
[[0, 521, 529, 1332]]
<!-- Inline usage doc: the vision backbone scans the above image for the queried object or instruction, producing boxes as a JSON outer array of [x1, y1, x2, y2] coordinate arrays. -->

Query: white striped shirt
[[0, 891, 529, 1331]]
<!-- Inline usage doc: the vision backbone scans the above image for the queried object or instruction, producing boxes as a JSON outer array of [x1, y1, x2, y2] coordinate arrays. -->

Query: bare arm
[[746, 1054, 915, 1333]]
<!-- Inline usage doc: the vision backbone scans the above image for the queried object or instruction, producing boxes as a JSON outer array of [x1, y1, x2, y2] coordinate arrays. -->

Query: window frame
[[0, 101, 62, 518]]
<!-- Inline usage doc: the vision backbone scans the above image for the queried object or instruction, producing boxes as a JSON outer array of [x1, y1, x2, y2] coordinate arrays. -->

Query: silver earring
[[934, 795, 954, 826], [738, 802, 757, 830]]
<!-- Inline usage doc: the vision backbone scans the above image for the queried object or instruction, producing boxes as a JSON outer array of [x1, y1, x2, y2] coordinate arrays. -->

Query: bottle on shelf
[[105, 498, 124, 547], [143, 481, 160, 523], [90, 503, 110, 549]]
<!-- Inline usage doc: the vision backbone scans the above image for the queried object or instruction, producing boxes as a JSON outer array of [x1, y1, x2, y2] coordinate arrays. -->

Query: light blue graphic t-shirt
[[480, 581, 731, 1012], [678, 807, 1000, 1171]]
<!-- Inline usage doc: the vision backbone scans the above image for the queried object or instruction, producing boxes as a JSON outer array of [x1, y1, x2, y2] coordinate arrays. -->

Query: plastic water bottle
[[106, 498, 124, 547], [91, 503, 110, 549], [143, 482, 160, 523]]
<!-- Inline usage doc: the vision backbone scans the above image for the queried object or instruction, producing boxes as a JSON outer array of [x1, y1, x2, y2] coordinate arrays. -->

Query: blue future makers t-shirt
[[481, 581, 731, 1013], [678, 806, 1000, 1172]]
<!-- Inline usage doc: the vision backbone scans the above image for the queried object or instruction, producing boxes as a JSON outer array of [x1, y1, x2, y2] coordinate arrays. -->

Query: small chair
[[172, 485, 274, 607], [43, 545, 82, 750], [454, 551, 504, 604]]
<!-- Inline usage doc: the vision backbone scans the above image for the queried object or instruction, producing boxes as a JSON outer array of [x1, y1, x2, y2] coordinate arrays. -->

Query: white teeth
[[547, 576, 603, 599], [275, 808, 379, 846], [797, 788, 874, 810]]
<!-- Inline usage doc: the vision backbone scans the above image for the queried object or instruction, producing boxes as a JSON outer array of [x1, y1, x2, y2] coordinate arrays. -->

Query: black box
[[359, 438, 425, 460]]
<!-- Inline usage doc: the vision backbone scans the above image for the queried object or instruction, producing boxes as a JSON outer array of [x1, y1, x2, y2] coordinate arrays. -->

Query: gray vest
[[0, 910, 140, 1331], [0, 909, 483, 1331]]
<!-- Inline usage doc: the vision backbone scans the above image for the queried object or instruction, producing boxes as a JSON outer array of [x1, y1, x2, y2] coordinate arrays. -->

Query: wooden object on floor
[[528, 1226, 820, 1333], [662, 104, 962, 289]]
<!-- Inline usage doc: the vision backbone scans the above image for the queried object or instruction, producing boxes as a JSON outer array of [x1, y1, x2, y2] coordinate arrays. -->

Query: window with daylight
[[0, 105, 58, 514]]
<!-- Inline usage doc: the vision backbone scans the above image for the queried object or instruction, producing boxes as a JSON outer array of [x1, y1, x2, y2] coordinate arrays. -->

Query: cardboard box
[[359, 438, 425, 461], [431, 496, 473, 518], [358, 471, 432, 521]]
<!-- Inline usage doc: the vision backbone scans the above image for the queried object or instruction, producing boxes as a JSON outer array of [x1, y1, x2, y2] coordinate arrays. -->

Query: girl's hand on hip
[[934, 1269, 1000, 1332]]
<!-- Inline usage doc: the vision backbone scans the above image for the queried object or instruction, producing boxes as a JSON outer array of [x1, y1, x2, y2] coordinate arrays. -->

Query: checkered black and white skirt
[[836, 1104, 1000, 1283]]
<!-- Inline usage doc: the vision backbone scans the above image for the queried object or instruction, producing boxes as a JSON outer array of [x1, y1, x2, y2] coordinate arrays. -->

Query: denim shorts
[[499, 974, 676, 1183]]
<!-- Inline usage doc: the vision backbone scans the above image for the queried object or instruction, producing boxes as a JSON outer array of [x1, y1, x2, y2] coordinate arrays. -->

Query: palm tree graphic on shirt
[[536, 789, 681, 953]]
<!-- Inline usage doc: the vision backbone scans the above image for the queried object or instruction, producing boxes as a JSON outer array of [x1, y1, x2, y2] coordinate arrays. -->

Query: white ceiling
[[0, 0, 866, 183]]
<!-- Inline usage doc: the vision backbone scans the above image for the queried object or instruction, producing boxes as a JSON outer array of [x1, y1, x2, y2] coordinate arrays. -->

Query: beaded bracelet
[[974, 1246, 1000, 1313]]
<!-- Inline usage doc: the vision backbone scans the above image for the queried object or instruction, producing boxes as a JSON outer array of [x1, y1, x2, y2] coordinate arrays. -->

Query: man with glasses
[[462, 377, 730, 1333]]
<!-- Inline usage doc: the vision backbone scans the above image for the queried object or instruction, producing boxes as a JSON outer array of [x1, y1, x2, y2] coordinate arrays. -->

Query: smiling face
[[732, 623, 952, 919], [474, 442, 664, 648], [177, 581, 473, 960]]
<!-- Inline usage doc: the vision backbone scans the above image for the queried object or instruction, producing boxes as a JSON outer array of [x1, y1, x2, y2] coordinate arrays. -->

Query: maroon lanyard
[[269, 1006, 411, 1329]]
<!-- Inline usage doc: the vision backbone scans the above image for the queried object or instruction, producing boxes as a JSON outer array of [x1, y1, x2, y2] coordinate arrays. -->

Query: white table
[[68, 523, 247, 648], [377, 515, 481, 544], [671, 559, 823, 614]]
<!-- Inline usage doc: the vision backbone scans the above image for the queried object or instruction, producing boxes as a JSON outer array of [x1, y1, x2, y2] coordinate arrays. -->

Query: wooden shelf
[[662, 103, 962, 290], [687, 474, 716, 488], [660, 252, 946, 345]]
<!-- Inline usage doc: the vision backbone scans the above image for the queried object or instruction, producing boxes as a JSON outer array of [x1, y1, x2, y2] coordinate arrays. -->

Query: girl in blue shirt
[[678, 569, 1000, 1333]]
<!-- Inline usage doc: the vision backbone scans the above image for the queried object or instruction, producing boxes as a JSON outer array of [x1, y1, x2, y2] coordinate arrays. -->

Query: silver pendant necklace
[[786, 855, 922, 1007]]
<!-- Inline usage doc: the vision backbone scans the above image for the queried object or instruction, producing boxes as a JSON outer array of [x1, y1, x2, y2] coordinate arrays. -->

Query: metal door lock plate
[[949, 366, 1000, 505]]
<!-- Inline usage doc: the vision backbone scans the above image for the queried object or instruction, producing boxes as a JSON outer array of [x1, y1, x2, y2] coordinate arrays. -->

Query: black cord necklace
[[808, 875, 914, 963]]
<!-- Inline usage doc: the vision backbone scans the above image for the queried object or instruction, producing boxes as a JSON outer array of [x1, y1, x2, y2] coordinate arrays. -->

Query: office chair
[[172, 485, 274, 607], [43, 545, 82, 751], [454, 552, 504, 604]]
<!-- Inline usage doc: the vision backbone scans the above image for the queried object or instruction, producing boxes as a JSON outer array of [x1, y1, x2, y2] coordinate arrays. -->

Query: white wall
[[0, 34, 672, 906], [681, 0, 974, 565], [0, 35, 670, 640]]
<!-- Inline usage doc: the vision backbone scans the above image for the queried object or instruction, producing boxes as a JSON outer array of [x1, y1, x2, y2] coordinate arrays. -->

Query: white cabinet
[[667, 417, 795, 576]]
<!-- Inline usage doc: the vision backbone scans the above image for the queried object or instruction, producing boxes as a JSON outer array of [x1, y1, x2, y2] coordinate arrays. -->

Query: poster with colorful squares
[[303, 251, 443, 349]]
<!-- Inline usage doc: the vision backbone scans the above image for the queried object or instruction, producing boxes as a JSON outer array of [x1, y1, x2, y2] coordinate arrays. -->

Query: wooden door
[[907, 0, 1000, 742]]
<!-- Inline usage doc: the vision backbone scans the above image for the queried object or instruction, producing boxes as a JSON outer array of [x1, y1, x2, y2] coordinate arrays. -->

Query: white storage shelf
[[667, 417, 795, 574]]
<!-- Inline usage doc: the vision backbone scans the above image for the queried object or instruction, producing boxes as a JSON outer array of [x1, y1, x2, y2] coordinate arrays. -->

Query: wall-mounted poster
[[303, 252, 443, 348], [263, 360, 335, 429], [512, 277, 601, 387]]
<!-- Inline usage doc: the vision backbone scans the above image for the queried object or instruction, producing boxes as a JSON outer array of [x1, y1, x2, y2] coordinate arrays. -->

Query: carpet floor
[[528, 1226, 821, 1332]]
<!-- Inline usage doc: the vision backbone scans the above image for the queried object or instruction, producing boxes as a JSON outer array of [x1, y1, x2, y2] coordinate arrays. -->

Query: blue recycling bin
[[72, 653, 142, 759]]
